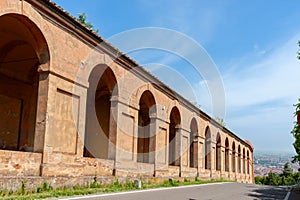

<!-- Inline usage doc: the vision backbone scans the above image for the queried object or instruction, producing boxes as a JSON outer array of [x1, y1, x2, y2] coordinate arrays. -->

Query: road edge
[[58, 182, 232, 200]]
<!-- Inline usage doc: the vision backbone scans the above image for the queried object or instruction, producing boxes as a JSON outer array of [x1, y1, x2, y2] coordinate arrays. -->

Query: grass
[[0, 177, 232, 200]]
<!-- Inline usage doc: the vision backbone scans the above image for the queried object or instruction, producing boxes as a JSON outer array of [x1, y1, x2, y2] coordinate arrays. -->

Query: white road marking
[[58, 182, 231, 200], [284, 191, 291, 200]]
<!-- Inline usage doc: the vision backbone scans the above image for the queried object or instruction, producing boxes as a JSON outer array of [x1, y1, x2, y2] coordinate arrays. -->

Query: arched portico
[[84, 65, 118, 159], [204, 127, 211, 170], [232, 142, 236, 173], [225, 138, 230, 172], [216, 133, 221, 171], [168, 107, 181, 166], [0, 13, 49, 153], [189, 118, 198, 168], [137, 90, 156, 164]]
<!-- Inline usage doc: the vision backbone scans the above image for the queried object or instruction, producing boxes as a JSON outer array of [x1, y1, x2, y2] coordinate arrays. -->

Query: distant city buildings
[[254, 152, 299, 176]]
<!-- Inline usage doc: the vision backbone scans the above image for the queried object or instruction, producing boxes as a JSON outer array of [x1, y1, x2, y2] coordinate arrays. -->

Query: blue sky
[[52, 0, 300, 153]]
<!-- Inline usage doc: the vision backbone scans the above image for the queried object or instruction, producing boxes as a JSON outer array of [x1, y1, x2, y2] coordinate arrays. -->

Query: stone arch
[[0, 13, 50, 152], [168, 106, 181, 166], [232, 141, 236, 172], [84, 65, 118, 159], [189, 118, 198, 168], [216, 132, 221, 171], [225, 137, 230, 172], [137, 90, 156, 163], [204, 126, 212, 170]]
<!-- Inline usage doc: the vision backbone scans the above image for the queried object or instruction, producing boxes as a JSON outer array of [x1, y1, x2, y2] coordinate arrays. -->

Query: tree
[[215, 117, 226, 127], [77, 13, 99, 33], [292, 41, 300, 164], [298, 41, 300, 59], [282, 162, 293, 178], [292, 100, 300, 164]]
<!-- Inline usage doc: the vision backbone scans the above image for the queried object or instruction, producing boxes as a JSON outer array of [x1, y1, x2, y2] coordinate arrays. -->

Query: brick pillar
[[251, 152, 254, 184], [149, 116, 157, 164], [210, 141, 216, 178], [197, 137, 204, 175], [234, 151, 238, 180], [154, 117, 169, 177], [108, 95, 119, 160], [34, 70, 50, 153], [227, 149, 232, 179], [191, 137, 199, 168], [175, 127, 181, 167], [220, 146, 225, 175]]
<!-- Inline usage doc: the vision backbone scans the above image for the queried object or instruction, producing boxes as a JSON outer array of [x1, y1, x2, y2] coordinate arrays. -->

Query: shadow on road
[[246, 185, 287, 200]]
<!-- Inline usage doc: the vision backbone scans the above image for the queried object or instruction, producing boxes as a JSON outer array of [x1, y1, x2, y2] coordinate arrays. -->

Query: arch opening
[[216, 133, 221, 171], [169, 107, 181, 166], [225, 138, 230, 172], [243, 148, 246, 174], [247, 150, 250, 174], [0, 14, 49, 152], [189, 118, 198, 168], [204, 127, 211, 170], [232, 142, 236, 173], [137, 90, 156, 163], [238, 145, 241, 173], [84, 66, 118, 159]]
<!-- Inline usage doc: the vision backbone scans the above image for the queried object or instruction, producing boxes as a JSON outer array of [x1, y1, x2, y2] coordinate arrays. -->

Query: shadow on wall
[[246, 185, 288, 200]]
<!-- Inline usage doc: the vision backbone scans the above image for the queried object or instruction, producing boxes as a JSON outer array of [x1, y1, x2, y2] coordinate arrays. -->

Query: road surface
[[58, 182, 289, 200]]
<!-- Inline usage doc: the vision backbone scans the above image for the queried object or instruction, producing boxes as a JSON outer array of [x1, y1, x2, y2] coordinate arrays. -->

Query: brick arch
[[242, 147, 246, 174], [216, 132, 222, 144], [0, 12, 51, 153], [246, 150, 250, 174], [188, 115, 200, 136], [237, 144, 241, 173], [84, 65, 118, 159], [0, 13, 50, 69], [204, 126, 212, 169], [216, 132, 222, 171], [168, 106, 181, 166], [232, 141, 236, 172], [225, 137, 230, 172], [189, 117, 198, 168], [79, 53, 117, 87], [219, 132, 227, 147], [130, 83, 157, 112], [166, 100, 182, 123], [137, 89, 156, 164], [190, 118, 198, 135]]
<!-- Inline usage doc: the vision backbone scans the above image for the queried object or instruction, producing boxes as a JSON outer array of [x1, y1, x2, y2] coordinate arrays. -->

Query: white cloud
[[223, 33, 300, 111], [219, 33, 300, 152]]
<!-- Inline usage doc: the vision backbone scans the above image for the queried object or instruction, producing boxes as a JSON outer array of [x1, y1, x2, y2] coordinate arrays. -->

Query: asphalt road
[[59, 183, 289, 200]]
